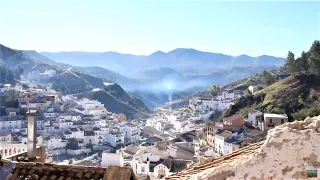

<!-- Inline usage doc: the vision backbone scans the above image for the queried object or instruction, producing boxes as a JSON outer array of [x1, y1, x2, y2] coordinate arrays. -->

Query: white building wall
[[214, 135, 225, 154], [101, 153, 123, 167], [248, 111, 263, 126], [0, 120, 22, 132], [75, 131, 84, 139]]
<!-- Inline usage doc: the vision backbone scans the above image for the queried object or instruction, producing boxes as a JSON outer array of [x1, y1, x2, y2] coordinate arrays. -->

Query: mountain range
[[2, 43, 287, 109], [39, 49, 285, 107], [41, 48, 286, 78]]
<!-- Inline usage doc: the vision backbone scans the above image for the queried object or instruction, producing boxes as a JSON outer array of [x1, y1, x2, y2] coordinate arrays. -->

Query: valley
[[38, 49, 285, 108], [1, 2, 319, 180]]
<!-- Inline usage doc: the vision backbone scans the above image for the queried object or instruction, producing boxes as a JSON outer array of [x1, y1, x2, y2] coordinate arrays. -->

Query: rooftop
[[215, 130, 232, 138], [124, 146, 140, 155], [264, 113, 288, 119], [224, 114, 243, 122], [166, 141, 264, 180], [2, 161, 136, 180]]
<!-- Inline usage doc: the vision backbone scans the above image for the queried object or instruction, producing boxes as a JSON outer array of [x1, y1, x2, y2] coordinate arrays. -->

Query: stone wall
[[193, 116, 320, 179]]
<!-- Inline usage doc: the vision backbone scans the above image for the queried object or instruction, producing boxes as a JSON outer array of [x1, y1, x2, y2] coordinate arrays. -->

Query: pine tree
[[295, 57, 303, 75], [300, 51, 309, 74], [285, 51, 297, 74], [261, 71, 275, 86], [309, 40, 320, 75]]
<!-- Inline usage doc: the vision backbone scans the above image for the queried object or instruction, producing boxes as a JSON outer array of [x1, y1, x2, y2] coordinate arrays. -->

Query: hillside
[[222, 67, 290, 91], [74, 66, 142, 90], [0, 44, 149, 117], [220, 40, 320, 121], [76, 84, 150, 119], [0, 44, 42, 72], [223, 75, 320, 121], [22, 50, 72, 68]]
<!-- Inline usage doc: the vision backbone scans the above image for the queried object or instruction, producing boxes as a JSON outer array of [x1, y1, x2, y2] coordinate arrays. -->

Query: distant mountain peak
[[237, 54, 251, 57], [168, 48, 199, 54], [149, 50, 166, 56]]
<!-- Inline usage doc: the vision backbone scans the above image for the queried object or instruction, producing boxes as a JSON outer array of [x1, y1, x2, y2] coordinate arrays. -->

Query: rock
[[168, 116, 320, 180]]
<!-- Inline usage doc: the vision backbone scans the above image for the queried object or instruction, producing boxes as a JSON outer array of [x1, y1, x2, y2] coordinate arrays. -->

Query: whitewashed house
[[119, 123, 141, 144], [43, 136, 66, 150], [247, 110, 263, 126], [69, 128, 84, 140], [0, 119, 22, 132], [84, 131, 95, 146], [214, 130, 233, 155], [248, 85, 259, 94], [58, 120, 73, 131], [107, 128, 124, 147]]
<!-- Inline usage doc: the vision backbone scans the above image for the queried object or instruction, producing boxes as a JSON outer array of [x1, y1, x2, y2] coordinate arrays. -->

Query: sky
[[0, 0, 319, 57]]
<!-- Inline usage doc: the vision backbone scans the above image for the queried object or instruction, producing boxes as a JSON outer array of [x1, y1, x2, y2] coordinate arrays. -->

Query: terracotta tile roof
[[165, 141, 264, 180], [4, 162, 136, 180]]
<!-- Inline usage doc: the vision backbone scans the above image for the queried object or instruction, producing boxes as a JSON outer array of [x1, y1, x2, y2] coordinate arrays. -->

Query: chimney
[[27, 110, 38, 160]]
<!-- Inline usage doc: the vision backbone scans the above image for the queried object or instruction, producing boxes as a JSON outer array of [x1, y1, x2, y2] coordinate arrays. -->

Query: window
[[269, 119, 272, 123], [281, 119, 284, 124], [141, 166, 145, 172]]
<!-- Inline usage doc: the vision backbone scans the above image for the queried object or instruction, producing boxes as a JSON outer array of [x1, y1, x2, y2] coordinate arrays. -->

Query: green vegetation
[[222, 68, 289, 91], [209, 84, 221, 96], [223, 74, 320, 121], [285, 40, 320, 75], [0, 90, 19, 108], [0, 66, 23, 83], [256, 136, 266, 143], [222, 40, 320, 121], [261, 71, 275, 86]]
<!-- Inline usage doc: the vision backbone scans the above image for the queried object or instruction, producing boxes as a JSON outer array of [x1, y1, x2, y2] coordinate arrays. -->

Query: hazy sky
[[1, 0, 319, 57]]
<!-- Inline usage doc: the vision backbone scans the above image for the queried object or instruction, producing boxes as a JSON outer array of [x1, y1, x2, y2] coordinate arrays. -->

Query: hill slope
[[76, 83, 150, 119], [0, 44, 149, 116], [0, 45, 42, 71], [223, 75, 320, 121]]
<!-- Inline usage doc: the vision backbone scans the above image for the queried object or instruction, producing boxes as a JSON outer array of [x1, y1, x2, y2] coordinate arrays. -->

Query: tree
[[261, 71, 275, 86], [300, 51, 310, 74], [209, 84, 221, 96], [119, 113, 126, 121], [309, 40, 320, 75], [285, 51, 297, 75]]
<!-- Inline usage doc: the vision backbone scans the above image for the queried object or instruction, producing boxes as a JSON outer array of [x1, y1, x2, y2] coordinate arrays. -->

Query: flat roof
[[264, 113, 288, 118]]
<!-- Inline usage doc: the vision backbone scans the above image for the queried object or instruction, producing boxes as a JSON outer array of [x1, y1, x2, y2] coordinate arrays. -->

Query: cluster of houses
[[189, 90, 243, 113], [101, 125, 210, 179], [0, 79, 293, 179], [206, 111, 288, 156], [27, 69, 56, 81], [0, 80, 145, 162]]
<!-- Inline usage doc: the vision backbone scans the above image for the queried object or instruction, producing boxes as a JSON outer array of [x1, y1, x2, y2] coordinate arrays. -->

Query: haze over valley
[[38, 50, 285, 107]]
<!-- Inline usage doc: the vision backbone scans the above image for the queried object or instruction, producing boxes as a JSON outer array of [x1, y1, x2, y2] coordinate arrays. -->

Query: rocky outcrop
[[166, 116, 320, 180]]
